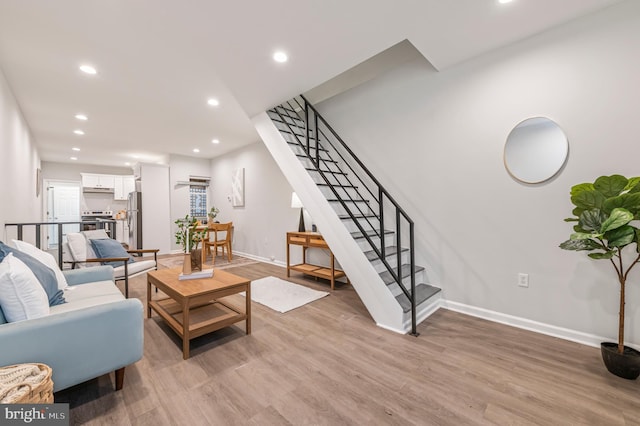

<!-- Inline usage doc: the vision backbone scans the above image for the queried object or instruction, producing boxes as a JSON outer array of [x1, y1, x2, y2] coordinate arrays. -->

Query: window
[[189, 179, 207, 218]]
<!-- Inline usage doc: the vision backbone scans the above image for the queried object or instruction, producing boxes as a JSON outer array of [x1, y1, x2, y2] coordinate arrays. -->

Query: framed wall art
[[231, 168, 245, 207]]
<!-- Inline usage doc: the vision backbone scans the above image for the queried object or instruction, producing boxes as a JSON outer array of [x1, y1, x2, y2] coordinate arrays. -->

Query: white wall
[[0, 67, 41, 241], [168, 154, 212, 252], [209, 142, 300, 263], [315, 2, 640, 345]]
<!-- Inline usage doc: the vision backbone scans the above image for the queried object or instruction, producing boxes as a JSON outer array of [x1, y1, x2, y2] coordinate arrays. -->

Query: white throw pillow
[[12, 240, 69, 290], [0, 253, 50, 322], [66, 233, 88, 261]]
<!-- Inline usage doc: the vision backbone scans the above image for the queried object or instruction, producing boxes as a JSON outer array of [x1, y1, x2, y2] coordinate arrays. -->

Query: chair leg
[[124, 262, 129, 298]]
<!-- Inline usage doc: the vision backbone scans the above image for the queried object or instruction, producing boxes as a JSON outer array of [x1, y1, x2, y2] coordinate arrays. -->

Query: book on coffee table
[[178, 269, 214, 280]]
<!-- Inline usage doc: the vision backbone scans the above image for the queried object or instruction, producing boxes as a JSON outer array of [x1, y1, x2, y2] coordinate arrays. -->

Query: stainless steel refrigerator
[[126, 191, 143, 250]]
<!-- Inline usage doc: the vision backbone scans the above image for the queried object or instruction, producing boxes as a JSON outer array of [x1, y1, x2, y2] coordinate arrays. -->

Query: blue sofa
[[0, 266, 143, 392]]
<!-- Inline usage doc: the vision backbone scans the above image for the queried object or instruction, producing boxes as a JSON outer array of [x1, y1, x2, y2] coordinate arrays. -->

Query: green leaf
[[624, 177, 640, 192], [573, 224, 587, 233], [605, 225, 636, 248], [570, 232, 597, 240], [594, 175, 628, 198], [600, 208, 633, 233], [560, 239, 601, 251], [579, 209, 608, 232], [572, 207, 584, 218], [571, 190, 606, 210], [588, 251, 615, 260], [564, 218, 579, 222], [602, 193, 640, 216], [570, 183, 595, 197]]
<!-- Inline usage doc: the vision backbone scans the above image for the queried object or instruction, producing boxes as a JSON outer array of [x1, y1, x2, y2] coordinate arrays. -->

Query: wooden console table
[[286, 231, 347, 290]]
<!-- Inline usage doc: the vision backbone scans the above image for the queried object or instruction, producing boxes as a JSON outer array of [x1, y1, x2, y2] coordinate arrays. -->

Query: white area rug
[[244, 276, 329, 313]]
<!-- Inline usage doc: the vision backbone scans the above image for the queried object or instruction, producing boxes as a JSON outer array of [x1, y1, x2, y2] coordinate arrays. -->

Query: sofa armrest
[[63, 265, 114, 285], [0, 299, 143, 392]]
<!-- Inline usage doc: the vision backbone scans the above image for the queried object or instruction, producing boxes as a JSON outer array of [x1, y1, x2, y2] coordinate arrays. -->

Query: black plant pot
[[600, 342, 640, 380]]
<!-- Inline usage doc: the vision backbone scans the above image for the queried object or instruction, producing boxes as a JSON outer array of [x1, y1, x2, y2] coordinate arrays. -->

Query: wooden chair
[[202, 222, 233, 265]]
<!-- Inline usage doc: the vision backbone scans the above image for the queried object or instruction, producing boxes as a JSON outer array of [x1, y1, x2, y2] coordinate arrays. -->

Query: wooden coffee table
[[147, 268, 251, 359]]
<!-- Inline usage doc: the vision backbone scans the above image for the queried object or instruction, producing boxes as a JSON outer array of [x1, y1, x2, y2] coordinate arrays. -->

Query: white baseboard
[[440, 300, 640, 351], [231, 250, 286, 268]]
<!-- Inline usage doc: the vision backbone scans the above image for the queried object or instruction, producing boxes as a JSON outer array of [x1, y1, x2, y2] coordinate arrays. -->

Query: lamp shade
[[291, 192, 303, 209]]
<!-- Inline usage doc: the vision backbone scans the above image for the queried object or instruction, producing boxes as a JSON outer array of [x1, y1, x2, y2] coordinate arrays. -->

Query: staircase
[[253, 95, 441, 334]]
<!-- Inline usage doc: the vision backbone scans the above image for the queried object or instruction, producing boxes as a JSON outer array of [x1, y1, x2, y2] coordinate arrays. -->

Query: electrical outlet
[[518, 273, 529, 287]]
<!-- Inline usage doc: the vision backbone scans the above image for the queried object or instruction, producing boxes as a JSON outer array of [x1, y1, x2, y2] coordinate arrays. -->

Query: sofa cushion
[[12, 240, 69, 290], [0, 241, 65, 306], [113, 259, 156, 279], [0, 253, 50, 322], [51, 280, 125, 314], [89, 238, 134, 267]]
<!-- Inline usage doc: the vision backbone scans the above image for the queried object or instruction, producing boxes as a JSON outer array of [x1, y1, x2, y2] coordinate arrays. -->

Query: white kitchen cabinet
[[113, 175, 136, 200], [81, 173, 115, 189]]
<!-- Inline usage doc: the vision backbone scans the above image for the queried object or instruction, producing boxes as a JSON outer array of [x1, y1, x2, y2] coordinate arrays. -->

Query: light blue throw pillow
[[89, 239, 135, 267], [0, 241, 66, 306]]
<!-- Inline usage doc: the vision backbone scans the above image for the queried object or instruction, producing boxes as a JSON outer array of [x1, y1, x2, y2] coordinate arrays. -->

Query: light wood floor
[[55, 260, 640, 425]]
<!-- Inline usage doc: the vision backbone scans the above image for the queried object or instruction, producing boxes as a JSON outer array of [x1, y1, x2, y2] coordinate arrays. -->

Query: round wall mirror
[[504, 117, 568, 184]]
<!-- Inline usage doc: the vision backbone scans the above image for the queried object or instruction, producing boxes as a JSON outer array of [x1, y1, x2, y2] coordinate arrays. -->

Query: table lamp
[[291, 192, 305, 232]]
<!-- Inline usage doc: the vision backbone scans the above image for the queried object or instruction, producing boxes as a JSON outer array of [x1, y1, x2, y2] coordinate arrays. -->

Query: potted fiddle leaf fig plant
[[560, 174, 640, 379], [175, 215, 206, 274]]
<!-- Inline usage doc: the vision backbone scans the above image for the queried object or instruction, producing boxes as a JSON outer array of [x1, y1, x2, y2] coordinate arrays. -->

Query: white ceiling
[[0, 0, 624, 167]]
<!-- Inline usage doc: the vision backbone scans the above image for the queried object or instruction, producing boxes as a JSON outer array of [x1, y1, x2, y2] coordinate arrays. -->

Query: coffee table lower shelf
[[149, 298, 247, 340]]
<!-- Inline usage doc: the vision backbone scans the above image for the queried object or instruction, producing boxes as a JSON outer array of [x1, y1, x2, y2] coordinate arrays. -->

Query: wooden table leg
[[330, 252, 335, 291], [246, 282, 251, 335], [182, 299, 190, 359], [286, 238, 290, 277], [147, 276, 152, 318]]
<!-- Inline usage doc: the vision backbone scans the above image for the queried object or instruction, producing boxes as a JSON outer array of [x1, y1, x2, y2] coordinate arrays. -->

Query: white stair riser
[[387, 272, 426, 297], [369, 251, 411, 273]]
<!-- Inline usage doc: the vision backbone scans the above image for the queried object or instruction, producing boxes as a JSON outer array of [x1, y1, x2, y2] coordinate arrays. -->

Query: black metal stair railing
[[267, 95, 419, 335]]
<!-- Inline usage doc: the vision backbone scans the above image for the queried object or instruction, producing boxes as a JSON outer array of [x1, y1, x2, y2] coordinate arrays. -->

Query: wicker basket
[[0, 363, 53, 404]]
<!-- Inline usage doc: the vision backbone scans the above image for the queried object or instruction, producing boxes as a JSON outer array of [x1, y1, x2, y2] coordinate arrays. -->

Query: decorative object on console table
[[174, 215, 206, 274], [559, 174, 640, 380], [291, 192, 305, 232]]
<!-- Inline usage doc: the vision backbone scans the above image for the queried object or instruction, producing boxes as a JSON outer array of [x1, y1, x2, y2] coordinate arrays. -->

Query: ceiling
[[0, 0, 624, 167]]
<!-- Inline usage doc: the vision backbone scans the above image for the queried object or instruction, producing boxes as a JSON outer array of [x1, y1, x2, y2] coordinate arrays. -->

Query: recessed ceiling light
[[125, 162, 131, 166], [273, 51, 288, 63], [207, 98, 219, 107], [75, 114, 88, 121], [70, 157, 78, 161], [72, 147, 80, 151], [498, 0, 513, 3], [79, 64, 97, 75], [211, 139, 220, 144], [156, 161, 163, 165], [132, 155, 140, 159], [73, 130, 84, 135], [193, 148, 200, 153]]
